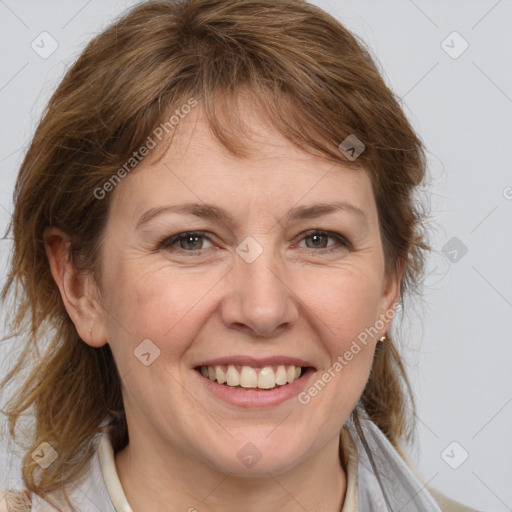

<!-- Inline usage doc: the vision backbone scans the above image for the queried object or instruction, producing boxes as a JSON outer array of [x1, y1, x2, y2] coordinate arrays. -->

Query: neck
[[114, 432, 347, 512]]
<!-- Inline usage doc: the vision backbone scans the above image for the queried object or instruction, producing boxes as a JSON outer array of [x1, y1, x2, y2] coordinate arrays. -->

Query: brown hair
[[1, 0, 428, 505]]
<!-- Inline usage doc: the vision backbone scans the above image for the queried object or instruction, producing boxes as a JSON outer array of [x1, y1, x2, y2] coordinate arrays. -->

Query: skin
[[44, 101, 401, 512]]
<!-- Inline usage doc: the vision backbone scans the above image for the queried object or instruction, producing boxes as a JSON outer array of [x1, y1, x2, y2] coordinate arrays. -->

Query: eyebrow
[[135, 201, 368, 230]]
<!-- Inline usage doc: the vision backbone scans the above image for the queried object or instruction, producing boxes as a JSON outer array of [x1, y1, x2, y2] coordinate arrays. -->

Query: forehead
[[108, 103, 375, 223], [156, 100, 329, 166]]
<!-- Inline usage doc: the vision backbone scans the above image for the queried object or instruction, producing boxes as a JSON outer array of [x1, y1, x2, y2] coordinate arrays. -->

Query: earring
[[379, 334, 387, 342]]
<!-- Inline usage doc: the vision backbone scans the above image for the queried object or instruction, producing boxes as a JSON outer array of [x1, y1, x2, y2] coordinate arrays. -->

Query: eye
[[297, 230, 350, 254], [159, 231, 214, 253], [157, 229, 350, 256]]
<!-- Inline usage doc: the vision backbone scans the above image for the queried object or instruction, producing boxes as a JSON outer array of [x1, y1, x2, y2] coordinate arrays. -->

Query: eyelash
[[157, 230, 350, 256]]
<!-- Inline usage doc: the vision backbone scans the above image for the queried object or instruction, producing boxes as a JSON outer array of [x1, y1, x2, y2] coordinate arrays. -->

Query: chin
[[194, 432, 308, 476]]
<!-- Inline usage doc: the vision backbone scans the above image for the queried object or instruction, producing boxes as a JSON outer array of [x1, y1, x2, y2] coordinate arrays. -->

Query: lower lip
[[193, 368, 316, 408]]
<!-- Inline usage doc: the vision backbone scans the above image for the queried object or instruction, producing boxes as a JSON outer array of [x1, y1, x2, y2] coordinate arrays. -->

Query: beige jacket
[[1, 426, 479, 512]]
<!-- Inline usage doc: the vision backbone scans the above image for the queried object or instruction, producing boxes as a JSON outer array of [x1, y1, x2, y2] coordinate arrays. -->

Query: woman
[[0, 0, 478, 510]]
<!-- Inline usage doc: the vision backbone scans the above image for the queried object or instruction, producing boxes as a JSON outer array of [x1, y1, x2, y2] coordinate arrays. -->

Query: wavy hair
[[1, 0, 428, 506]]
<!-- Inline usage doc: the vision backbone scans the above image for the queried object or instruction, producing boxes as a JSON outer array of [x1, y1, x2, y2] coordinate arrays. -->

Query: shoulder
[[0, 488, 32, 512], [0, 433, 114, 512], [428, 486, 481, 512]]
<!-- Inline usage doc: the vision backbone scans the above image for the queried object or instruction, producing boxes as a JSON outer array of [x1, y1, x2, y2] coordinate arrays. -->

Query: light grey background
[[0, 0, 511, 510]]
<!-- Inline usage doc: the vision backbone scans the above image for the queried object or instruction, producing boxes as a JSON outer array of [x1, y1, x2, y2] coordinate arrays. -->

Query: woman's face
[[91, 104, 400, 475]]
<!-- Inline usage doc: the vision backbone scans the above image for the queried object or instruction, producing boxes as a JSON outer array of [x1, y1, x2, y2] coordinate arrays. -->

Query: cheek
[[99, 257, 223, 368], [299, 269, 381, 401], [100, 264, 213, 419], [305, 268, 383, 345]]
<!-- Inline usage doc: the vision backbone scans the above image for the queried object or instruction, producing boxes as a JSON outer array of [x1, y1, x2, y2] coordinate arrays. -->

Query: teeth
[[257, 367, 275, 389], [275, 365, 287, 385], [226, 365, 239, 386], [240, 366, 258, 388], [216, 366, 226, 384], [199, 364, 305, 390]]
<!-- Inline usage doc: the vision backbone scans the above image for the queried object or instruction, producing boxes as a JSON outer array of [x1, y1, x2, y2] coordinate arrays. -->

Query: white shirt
[[2, 415, 477, 512], [24, 427, 358, 512]]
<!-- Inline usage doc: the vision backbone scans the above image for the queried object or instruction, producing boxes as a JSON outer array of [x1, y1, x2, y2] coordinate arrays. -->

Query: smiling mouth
[[194, 364, 310, 391]]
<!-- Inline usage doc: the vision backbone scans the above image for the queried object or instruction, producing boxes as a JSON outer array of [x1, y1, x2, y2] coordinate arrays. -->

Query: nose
[[219, 246, 300, 338]]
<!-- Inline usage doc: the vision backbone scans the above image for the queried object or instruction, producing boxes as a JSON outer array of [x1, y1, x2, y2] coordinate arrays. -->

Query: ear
[[376, 258, 405, 336], [43, 227, 108, 347]]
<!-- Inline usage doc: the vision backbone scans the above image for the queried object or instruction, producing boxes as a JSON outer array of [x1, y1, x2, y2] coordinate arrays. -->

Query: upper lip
[[195, 356, 316, 369]]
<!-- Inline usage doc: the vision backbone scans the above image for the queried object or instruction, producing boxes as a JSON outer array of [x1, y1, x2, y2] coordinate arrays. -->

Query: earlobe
[[43, 227, 107, 348]]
